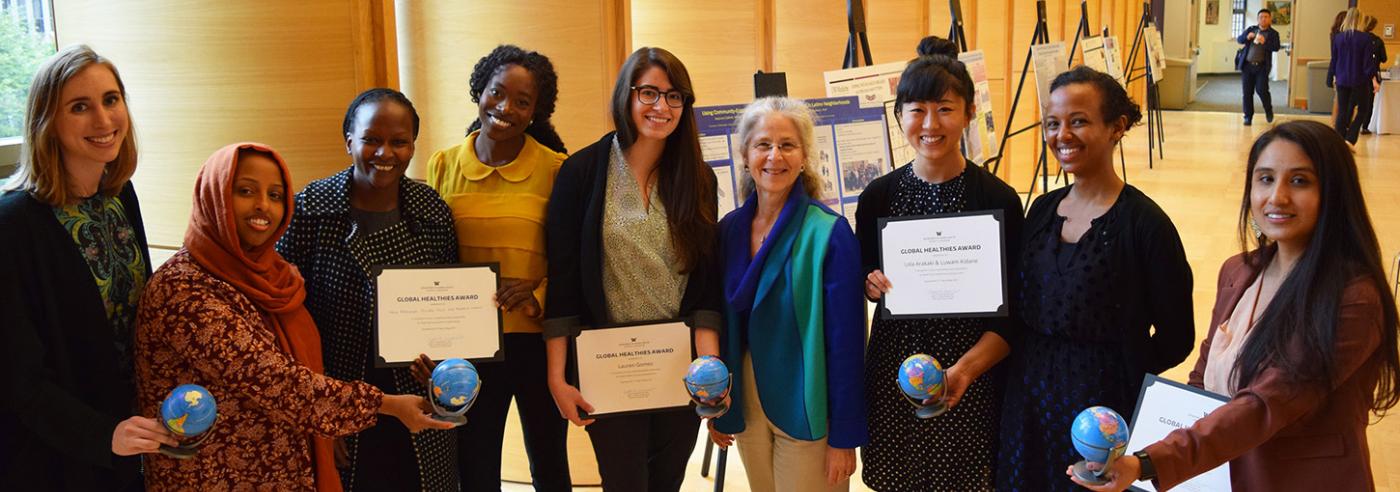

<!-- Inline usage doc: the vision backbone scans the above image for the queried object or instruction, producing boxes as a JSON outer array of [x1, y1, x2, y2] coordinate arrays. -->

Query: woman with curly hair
[[425, 44, 572, 490]]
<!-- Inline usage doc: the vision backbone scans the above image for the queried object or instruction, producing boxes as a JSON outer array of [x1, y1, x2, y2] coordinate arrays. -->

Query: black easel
[[947, 0, 969, 52], [984, 0, 1053, 207], [844, 0, 873, 68], [1123, 1, 1166, 168]]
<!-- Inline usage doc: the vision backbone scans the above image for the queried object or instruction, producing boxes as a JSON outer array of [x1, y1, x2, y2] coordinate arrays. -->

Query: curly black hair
[[1049, 65, 1143, 128], [342, 87, 420, 138], [465, 45, 567, 154]]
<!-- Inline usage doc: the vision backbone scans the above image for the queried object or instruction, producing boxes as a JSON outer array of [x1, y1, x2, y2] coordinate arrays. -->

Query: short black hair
[[1258, 9, 1271, 16], [1049, 66, 1143, 128], [916, 36, 958, 57], [466, 44, 566, 154], [894, 54, 975, 118], [342, 88, 420, 138]]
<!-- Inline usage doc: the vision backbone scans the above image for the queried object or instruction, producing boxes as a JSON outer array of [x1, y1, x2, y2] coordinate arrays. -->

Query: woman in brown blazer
[[1072, 120, 1400, 491]]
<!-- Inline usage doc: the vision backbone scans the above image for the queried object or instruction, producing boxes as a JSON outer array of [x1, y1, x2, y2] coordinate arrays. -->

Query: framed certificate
[[373, 263, 504, 366], [1126, 374, 1232, 491], [570, 320, 693, 418], [876, 210, 1008, 319]]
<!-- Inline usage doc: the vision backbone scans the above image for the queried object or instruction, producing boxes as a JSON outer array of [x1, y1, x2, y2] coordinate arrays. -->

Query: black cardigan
[[854, 161, 1027, 344], [542, 132, 723, 339], [0, 183, 150, 491]]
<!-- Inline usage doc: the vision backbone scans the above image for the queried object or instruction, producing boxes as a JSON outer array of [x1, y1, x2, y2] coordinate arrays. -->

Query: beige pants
[[733, 353, 849, 492]]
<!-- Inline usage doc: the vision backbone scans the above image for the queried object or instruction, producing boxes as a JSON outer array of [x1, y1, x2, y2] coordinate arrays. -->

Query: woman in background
[[1328, 8, 1380, 144]]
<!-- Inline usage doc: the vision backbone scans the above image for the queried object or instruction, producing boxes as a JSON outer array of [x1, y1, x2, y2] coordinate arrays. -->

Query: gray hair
[[734, 96, 825, 200]]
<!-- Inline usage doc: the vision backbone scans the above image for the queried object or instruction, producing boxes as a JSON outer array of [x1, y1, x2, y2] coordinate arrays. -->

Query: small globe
[[160, 384, 217, 438], [684, 356, 731, 403], [897, 354, 945, 401], [431, 358, 481, 410], [1071, 406, 1130, 463]]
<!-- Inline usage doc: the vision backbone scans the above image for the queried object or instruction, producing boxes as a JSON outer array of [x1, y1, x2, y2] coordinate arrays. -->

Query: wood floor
[[500, 110, 1400, 491]]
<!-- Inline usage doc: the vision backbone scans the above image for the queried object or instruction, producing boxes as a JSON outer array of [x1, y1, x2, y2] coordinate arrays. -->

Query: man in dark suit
[[1236, 9, 1281, 125]]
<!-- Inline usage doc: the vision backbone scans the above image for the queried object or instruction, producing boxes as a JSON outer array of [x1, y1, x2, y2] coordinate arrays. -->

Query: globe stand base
[[695, 401, 729, 418], [1071, 461, 1110, 485], [430, 397, 471, 425], [158, 443, 200, 460], [913, 401, 949, 419]]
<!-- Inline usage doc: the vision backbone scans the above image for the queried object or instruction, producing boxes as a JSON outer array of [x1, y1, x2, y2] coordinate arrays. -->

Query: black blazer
[[854, 161, 1026, 344], [0, 183, 150, 491], [542, 132, 723, 339]]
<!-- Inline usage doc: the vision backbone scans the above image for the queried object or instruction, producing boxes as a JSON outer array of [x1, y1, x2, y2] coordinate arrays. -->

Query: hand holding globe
[[684, 356, 732, 418], [429, 358, 481, 424], [897, 354, 949, 418], [1069, 406, 1131, 485], [157, 384, 218, 459]]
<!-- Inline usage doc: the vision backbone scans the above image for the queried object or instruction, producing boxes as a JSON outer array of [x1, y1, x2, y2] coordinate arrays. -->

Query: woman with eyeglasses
[[542, 47, 722, 492]]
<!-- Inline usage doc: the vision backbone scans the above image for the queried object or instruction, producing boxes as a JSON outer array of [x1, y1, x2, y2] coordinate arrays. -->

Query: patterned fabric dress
[[861, 166, 1003, 492], [277, 170, 461, 492], [135, 251, 384, 491], [52, 195, 147, 382]]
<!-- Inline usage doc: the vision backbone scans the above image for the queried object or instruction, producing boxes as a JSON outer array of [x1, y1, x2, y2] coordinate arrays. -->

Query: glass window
[[2, 0, 57, 141], [1230, 0, 1247, 38]]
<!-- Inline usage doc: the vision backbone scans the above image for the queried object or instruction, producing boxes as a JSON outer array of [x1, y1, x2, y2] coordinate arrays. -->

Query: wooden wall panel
[[864, 0, 927, 63], [631, 0, 762, 107], [773, 0, 851, 99], [54, 1, 377, 248], [395, 0, 618, 179]]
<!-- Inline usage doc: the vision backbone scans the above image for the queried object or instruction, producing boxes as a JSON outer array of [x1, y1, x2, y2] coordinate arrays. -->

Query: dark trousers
[[585, 408, 700, 492], [1241, 62, 1273, 121], [1335, 84, 1376, 144], [457, 333, 571, 491]]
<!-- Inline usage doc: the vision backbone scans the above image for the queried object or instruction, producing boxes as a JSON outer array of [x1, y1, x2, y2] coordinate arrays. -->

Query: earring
[[1249, 217, 1264, 242]]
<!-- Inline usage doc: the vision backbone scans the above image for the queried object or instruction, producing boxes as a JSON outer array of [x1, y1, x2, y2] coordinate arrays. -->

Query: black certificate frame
[[568, 319, 695, 420], [1127, 374, 1230, 492], [371, 262, 505, 367], [876, 209, 1009, 320]]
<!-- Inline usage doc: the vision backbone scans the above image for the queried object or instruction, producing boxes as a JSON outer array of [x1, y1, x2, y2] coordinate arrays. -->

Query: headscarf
[[183, 142, 341, 492]]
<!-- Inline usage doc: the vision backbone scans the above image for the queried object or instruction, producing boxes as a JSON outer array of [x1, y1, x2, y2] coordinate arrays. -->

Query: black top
[[0, 183, 150, 491], [542, 132, 724, 339], [854, 160, 1026, 343]]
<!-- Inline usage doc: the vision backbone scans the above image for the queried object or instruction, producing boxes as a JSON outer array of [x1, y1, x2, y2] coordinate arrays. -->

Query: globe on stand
[[897, 354, 947, 418], [430, 358, 480, 424], [1070, 406, 1131, 485], [158, 384, 218, 459], [684, 356, 732, 418]]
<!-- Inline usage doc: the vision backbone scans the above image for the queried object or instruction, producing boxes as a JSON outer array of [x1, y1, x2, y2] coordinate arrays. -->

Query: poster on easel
[[823, 61, 910, 172], [957, 50, 998, 165], [1030, 42, 1069, 107], [1080, 36, 1109, 75], [1143, 24, 1168, 83], [1102, 35, 1126, 83], [696, 96, 891, 230]]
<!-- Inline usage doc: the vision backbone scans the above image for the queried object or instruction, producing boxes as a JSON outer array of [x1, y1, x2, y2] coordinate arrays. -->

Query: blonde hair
[[3, 45, 138, 206], [1339, 8, 1363, 33], [735, 97, 825, 201]]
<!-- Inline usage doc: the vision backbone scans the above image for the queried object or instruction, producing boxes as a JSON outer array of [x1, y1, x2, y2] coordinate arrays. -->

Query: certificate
[[1127, 374, 1232, 492], [571, 321, 693, 418], [373, 264, 504, 366], [877, 210, 1008, 318]]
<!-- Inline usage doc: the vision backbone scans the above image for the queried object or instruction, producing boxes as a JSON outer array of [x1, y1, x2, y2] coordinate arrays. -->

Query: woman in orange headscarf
[[134, 143, 454, 491]]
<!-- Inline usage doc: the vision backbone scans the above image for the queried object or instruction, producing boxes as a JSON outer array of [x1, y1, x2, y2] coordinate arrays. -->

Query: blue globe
[[160, 384, 217, 438], [684, 356, 730, 404], [1071, 406, 1130, 464], [896, 354, 945, 401], [431, 358, 480, 410]]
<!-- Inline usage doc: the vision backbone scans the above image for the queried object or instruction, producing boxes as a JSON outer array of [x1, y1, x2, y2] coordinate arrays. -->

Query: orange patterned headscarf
[[183, 142, 341, 492]]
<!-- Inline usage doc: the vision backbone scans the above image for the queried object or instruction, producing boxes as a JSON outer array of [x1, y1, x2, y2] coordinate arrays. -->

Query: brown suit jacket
[[1145, 251, 1384, 491]]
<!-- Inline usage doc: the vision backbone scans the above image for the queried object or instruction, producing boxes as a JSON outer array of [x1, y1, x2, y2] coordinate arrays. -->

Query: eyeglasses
[[631, 85, 687, 108], [751, 141, 802, 155]]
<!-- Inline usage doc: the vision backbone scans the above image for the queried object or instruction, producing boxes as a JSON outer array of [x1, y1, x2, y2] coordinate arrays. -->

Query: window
[[1230, 0, 1247, 37], [2, 0, 57, 160]]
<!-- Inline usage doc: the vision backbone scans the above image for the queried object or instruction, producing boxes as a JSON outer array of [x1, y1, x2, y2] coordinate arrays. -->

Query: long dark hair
[[610, 47, 716, 274], [1234, 120, 1400, 415], [466, 44, 567, 154]]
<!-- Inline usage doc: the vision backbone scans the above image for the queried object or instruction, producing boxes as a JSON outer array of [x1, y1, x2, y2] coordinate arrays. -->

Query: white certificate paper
[[877, 211, 1007, 318], [1127, 374, 1232, 492], [573, 321, 693, 418], [373, 264, 503, 365]]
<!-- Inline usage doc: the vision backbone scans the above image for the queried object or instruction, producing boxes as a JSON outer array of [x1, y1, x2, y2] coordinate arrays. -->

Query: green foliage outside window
[[1, 13, 55, 139]]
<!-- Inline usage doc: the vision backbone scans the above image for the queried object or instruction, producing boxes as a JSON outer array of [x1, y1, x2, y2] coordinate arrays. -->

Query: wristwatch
[[1134, 451, 1157, 482]]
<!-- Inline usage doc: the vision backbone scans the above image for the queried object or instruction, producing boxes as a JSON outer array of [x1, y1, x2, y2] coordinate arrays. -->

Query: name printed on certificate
[[877, 210, 1007, 318], [1127, 374, 1231, 492], [573, 321, 693, 418], [374, 264, 503, 365]]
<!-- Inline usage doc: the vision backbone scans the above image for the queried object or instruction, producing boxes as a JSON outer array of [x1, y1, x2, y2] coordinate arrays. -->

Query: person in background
[[1357, 15, 1388, 135], [542, 47, 722, 492], [0, 44, 176, 491], [1327, 8, 1380, 144], [277, 88, 460, 491], [705, 97, 866, 491], [1236, 9, 1280, 126], [1070, 120, 1400, 492], [425, 44, 572, 491], [135, 143, 454, 491]]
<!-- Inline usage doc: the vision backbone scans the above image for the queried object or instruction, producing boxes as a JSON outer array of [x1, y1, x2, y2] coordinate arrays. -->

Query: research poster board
[[1103, 35, 1126, 83], [957, 50, 998, 165], [1031, 42, 1069, 107], [1081, 36, 1109, 75], [1144, 24, 1167, 83], [823, 61, 913, 170], [696, 96, 891, 230]]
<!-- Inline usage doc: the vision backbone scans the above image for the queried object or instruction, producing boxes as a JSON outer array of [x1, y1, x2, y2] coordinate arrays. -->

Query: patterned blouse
[[53, 195, 146, 380], [601, 137, 688, 323], [135, 251, 383, 491]]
